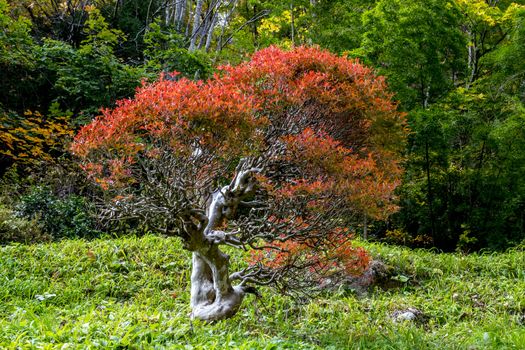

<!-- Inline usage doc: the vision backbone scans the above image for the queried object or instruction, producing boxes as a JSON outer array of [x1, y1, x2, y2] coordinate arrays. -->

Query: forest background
[[2, 0, 525, 253]]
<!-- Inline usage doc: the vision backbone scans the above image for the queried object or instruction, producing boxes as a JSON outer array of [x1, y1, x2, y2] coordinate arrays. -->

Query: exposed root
[[191, 286, 245, 322]]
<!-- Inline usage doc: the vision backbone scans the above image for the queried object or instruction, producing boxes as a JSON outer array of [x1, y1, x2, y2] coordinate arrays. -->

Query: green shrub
[[0, 205, 48, 244], [143, 20, 212, 79], [16, 186, 101, 239]]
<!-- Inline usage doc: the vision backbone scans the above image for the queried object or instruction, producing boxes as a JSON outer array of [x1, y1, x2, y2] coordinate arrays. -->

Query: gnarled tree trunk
[[190, 248, 245, 321], [187, 161, 259, 321]]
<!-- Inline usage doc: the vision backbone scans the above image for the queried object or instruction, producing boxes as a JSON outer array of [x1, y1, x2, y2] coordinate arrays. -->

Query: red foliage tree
[[72, 46, 407, 321]]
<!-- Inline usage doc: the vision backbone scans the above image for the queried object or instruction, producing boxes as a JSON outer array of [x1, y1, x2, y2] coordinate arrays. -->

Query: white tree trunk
[[203, 11, 218, 51], [176, 0, 187, 32], [188, 163, 258, 321], [190, 248, 245, 321], [189, 0, 204, 51]]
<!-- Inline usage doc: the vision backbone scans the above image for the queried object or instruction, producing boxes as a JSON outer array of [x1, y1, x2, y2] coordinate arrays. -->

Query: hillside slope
[[1, 236, 524, 349]]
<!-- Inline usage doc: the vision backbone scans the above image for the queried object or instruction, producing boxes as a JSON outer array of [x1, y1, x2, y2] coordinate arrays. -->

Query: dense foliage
[[1, 0, 525, 252]]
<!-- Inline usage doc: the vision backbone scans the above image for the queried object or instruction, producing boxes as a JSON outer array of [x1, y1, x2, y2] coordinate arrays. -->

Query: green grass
[[1, 235, 524, 349]]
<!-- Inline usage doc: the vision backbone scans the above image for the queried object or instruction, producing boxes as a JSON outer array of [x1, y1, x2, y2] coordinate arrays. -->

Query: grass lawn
[[1, 235, 524, 349]]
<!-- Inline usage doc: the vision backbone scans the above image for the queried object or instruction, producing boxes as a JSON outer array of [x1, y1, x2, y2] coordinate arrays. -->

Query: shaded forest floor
[[1, 235, 524, 349]]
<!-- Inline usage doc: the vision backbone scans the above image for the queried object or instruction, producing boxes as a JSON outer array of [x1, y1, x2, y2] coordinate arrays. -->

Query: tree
[[71, 46, 406, 321], [6, 0, 93, 45], [390, 3, 525, 251], [360, 0, 466, 109], [394, 87, 525, 251], [309, 0, 377, 54], [482, 4, 525, 100], [455, 0, 525, 87], [0, 0, 39, 113], [49, 7, 146, 121]]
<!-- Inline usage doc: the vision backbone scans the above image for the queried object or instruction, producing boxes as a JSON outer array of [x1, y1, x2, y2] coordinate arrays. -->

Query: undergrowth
[[1, 236, 524, 349]]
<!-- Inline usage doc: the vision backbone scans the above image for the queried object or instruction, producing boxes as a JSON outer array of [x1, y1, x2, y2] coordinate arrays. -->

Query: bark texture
[[187, 162, 259, 321], [190, 250, 245, 321]]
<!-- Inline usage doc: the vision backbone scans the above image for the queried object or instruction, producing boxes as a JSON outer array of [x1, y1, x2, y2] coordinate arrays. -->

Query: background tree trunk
[[189, 0, 204, 51]]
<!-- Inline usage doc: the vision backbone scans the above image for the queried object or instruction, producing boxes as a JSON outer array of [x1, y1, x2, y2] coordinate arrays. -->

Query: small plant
[[16, 186, 101, 239], [0, 204, 48, 244], [0, 109, 74, 167], [384, 229, 433, 248], [457, 225, 479, 253], [144, 20, 212, 79]]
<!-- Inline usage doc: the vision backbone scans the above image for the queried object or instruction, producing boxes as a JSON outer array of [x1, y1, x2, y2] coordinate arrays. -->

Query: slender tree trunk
[[425, 140, 436, 244], [112, 0, 121, 21], [197, 1, 217, 51], [189, 0, 204, 51], [424, 84, 430, 109], [185, 3, 193, 38], [363, 214, 368, 240], [215, 0, 237, 55], [166, 0, 178, 27], [467, 30, 477, 89], [290, 2, 295, 47], [252, 4, 259, 47], [204, 13, 218, 51], [197, 16, 211, 49], [146, 0, 154, 29], [177, 0, 187, 32], [467, 139, 486, 230]]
